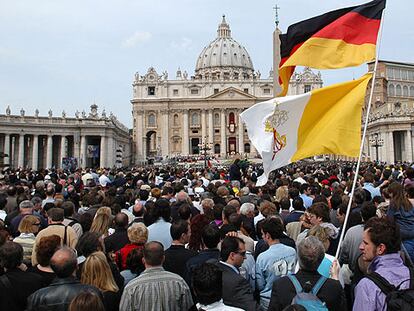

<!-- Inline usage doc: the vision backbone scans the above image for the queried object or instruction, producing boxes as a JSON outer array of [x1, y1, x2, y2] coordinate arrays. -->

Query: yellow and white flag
[[240, 73, 372, 186]]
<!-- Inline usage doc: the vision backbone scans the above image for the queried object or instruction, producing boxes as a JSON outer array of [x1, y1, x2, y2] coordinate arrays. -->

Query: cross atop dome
[[217, 14, 231, 38]]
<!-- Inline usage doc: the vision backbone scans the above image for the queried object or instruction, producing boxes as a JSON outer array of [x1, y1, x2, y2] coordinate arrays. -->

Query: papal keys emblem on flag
[[264, 100, 289, 160]]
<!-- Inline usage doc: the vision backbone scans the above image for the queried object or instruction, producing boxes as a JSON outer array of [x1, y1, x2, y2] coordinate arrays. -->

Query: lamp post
[[369, 133, 384, 162], [198, 138, 211, 169]]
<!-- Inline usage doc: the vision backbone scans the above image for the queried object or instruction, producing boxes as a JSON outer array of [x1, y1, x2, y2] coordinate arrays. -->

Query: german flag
[[278, 0, 386, 96]]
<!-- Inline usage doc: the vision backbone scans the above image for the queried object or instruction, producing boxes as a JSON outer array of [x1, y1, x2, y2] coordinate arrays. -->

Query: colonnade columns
[[107, 136, 114, 167], [238, 113, 244, 155], [387, 131, 394, 164], [18, 134, 24, 168], [406, 130, 413, 163], [220, 109, 227, 157], [32, 135, 38, 170], [60, 136, 67, 168], [100, 136, 106, 168], [46, 135, 53, 169], [201, 109, 207, 142], [182, 110, 189, 155], [208, 110, 214, 147], [3, 134, 10, 166], [80, 135, 87, 168]]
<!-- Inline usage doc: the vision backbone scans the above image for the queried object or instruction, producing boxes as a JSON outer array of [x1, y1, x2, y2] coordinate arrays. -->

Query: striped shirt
[[120, 267, 193, 311], [13, 233, 36, 263]]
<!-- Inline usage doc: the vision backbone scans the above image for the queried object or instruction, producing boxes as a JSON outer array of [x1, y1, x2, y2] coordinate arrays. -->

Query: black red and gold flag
[[278, 0, 386, 96]]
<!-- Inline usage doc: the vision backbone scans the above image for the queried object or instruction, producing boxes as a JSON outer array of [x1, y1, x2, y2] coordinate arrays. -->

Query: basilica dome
[[195, 16, 254, 80]]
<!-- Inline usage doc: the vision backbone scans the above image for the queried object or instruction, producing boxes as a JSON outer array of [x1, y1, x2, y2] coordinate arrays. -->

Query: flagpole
[[335, 9, 386, 259]]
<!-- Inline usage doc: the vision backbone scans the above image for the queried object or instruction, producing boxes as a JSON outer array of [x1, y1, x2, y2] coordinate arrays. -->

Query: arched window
[[244, 143, 251, 154], [388, 84, 395, 96], [191, 113, 200, 126], [214, 113, 220, 126], [214, 144, 220, 154], [410, 86, 414, 97], [148, 114, 156, 127], [403, 85, 409, 97], [229, 112, 235, 124], [173, 114, 179, 126], [396, 85, 402, 96]]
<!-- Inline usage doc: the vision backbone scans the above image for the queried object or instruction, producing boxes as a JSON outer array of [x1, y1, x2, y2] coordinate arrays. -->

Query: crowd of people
[[0, 159, 414, 311]]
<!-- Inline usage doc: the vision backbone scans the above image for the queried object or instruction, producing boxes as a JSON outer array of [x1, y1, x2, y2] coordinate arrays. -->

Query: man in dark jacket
[[268, 236, 345, 311], [229, 159, 242, 181], [27, 246, 102, 311], [0, 242, 43, 311], [216, 236, 258, 311], [104, 212, 130, 253]]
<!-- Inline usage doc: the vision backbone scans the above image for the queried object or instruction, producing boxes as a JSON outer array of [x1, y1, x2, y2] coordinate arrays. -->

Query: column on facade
[[3, 134, 10, 166], [238, 112, 244, 155], [160, 110, 169, 156], [100, 135, 106, 168], [46, 135, 53, 169], [80, 135, 87, 168], [182, 110, 189, 155], [220, 109, 227, 157], [406, 130, 413, 163], [136, 112, 144, 163], [18, 134, 24, 168], [60, 136, 67, 168], [386, 131, 394, 164], [208, 110, 214, 147], [32, 135, 38, 170], [201, 109, 207, 143]]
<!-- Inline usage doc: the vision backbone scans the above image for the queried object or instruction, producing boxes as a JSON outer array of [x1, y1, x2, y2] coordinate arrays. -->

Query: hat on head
[[140, 184, 151, 191]]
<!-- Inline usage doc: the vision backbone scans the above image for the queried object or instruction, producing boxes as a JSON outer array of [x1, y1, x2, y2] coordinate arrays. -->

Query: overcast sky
[[0, 0, 410, 127]]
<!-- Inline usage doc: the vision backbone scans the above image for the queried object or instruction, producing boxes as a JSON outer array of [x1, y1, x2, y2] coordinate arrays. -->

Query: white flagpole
[[335, 9, 386, 259]]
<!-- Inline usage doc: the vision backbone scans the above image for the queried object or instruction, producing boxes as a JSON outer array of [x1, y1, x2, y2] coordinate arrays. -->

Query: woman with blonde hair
[[275, 185, 289, 204], [90, 207, 112, 238], [115, 223, 148, 270], [13, 215, 40, 265], [81, 251, 120, 311]]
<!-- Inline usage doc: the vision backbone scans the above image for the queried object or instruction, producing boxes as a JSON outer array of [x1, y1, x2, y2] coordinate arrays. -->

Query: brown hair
[[36, 235, 61, 267], [68, 292, 105, 311], [18, 215, 40, 234]]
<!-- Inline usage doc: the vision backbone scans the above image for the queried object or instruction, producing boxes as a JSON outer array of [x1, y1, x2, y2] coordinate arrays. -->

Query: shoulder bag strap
[[312, 276, 328, 295], [287, 274, 303, 294], [366, 272, 394, 295], [63, 225, 68, 245]]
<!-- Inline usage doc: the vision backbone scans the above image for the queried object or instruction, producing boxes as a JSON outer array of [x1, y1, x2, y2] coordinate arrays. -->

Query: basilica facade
[[131, 16, 323, 164]]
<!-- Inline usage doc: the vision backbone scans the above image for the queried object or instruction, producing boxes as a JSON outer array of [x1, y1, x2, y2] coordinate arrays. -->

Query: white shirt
[[196, 300, 244, 310]]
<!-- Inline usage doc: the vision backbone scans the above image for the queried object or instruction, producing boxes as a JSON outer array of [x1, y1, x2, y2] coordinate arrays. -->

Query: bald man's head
[[50, 247, 77, 278], [114, 212, 129, 228]]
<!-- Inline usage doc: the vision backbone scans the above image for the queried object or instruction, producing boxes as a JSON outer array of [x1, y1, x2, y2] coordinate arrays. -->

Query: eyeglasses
[[235, 251, 247, 257]]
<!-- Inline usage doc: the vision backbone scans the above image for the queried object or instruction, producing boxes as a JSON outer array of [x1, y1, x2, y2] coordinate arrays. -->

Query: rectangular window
[[191, 89, 199, 95], [304, 85, 311, 93], [192, 130, 198, 134], [244, 88, 249, 93], [214, 88, 219, 94], [173, 89, 179, 96], [215, 129, 220, 133], [263, 88, 271, 95], [148, 86, 155, 96]]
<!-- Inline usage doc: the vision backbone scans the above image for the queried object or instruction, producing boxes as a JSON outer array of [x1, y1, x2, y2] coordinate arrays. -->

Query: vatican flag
[[240, 73, 372, 186]]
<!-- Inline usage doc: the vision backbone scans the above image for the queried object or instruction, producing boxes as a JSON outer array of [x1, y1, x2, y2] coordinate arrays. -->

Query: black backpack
[[366, 268, 414, 311]]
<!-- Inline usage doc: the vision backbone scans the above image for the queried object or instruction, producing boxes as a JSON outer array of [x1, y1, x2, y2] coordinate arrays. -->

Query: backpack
[[366, 269, 414, 311], [288, 274, 328, 311]]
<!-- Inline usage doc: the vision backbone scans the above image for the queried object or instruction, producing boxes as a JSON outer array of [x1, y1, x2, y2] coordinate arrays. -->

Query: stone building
[[0, 104, 131, 169], [363, 60, 414, 163], [131, 16, 323, 164]]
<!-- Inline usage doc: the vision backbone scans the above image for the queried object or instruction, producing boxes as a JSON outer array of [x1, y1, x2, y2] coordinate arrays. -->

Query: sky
[[0, 0, 411, 127]]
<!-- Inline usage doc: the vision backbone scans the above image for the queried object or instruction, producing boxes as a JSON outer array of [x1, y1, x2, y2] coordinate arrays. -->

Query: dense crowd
[[0, 159, 414, 311]]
